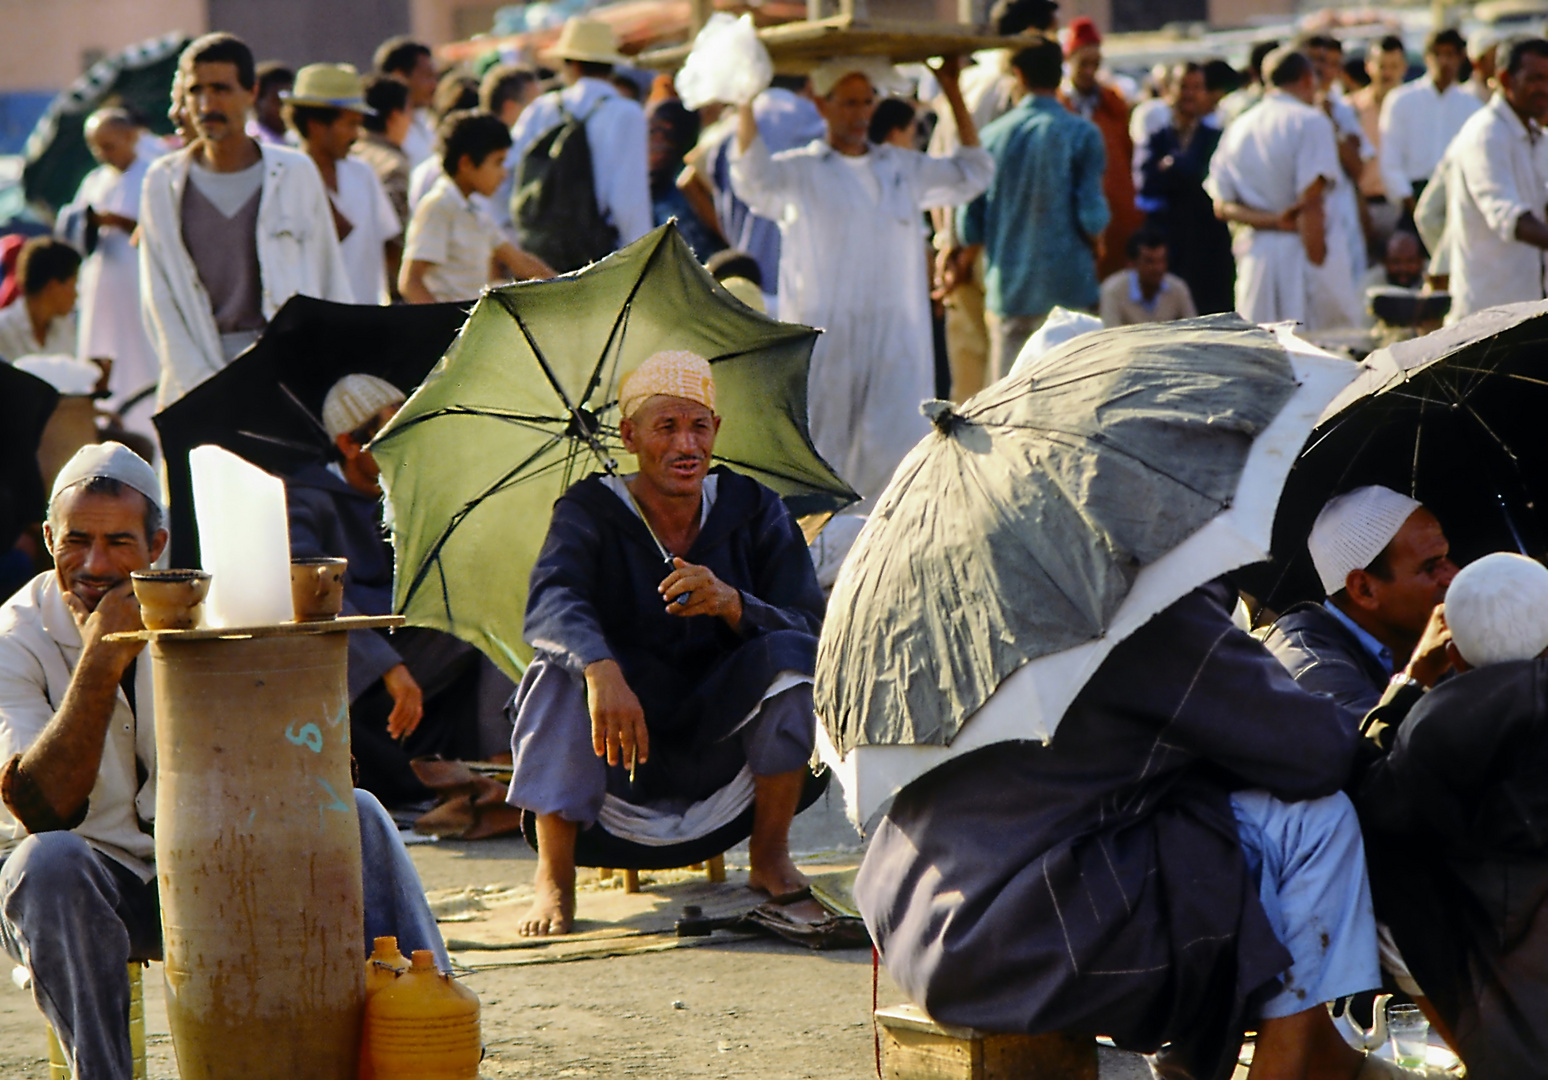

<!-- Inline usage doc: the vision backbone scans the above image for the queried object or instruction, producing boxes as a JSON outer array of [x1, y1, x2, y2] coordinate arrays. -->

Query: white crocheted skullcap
[[1446, 553, 1548, 667], [809, 56, 909, 98], [322, 374, 405, 439], [1308, 485, 1423, 596], [50, 441, 162, 513]]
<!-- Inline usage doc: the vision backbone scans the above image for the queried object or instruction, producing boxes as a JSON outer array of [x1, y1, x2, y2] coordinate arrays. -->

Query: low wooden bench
[[875, 1004, 1096, 1080], [597, 853, 727, 893]]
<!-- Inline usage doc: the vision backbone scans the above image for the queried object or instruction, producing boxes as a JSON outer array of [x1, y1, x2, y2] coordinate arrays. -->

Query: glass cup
[[1387, 1002, 1429, 1069]]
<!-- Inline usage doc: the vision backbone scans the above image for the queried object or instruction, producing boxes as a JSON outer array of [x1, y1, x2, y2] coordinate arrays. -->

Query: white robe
[[730, 136, 993, 504], [57, 155, 160, 438], [1205, 90, 1350, 330]]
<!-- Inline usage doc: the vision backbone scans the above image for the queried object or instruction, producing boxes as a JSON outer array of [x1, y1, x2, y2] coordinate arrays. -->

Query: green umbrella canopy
[[372, 224, 856, 682], [817, 314, 1304, 759]]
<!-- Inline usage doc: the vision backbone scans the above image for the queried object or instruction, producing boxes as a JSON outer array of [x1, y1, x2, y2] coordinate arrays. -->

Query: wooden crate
[[875, 1004, 1097, 1080]]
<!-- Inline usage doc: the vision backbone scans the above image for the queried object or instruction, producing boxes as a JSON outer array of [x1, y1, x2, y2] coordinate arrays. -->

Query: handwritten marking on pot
[[286, 722, 324, 753], [316, 777, 352, 830]]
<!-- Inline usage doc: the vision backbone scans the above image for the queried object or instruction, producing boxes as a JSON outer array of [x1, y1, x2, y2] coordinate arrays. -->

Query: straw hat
[[282, 63, 373, 114], [544, 16, 627, 66]]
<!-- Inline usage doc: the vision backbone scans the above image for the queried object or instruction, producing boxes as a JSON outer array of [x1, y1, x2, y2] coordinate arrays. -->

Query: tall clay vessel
[[151, 631, 364, 1080]]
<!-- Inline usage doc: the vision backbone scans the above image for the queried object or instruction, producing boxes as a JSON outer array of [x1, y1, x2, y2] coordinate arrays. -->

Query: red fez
[[1063, 17, 1101, 57]]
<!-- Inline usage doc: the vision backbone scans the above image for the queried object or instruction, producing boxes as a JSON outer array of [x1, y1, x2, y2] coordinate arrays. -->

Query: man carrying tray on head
[[0, 443, 446, 1080], [506, 350, 825, 936]]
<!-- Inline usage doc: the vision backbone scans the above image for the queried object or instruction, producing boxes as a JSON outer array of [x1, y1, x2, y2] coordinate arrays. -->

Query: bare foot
[[747, 843, 808, 900], [517, 863, 575, 936]]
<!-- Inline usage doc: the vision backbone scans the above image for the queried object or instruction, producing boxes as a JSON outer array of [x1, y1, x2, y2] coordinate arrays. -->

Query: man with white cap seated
[[0, 442, 446, 1080], [1358, 552, 1548, 1078], [507, 351, 825, 935], [1263, 484, 1458, 726], [287, 374, 514, 812], [730, 54, 993, 505]]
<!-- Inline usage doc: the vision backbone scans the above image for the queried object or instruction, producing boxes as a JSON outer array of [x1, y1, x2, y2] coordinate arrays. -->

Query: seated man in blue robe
[[1263, 485, 1456, 727], [856, 581, 1416, 1080], [507, 350, 824, 935]]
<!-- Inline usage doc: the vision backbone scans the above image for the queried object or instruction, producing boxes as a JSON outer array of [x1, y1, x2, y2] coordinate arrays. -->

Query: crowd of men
[[6, 8, 1548, 1080]]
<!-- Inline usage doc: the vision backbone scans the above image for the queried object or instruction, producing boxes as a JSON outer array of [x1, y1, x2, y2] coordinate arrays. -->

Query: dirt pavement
[[0, 790, 1151, 1078]]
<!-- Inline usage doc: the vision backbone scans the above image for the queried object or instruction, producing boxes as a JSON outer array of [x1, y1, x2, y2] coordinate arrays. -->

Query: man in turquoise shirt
[[959, 37, 1110, 380]]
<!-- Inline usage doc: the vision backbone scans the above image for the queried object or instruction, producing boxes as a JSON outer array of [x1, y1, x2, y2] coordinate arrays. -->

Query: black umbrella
[[0, 362, 60, 547], [22, 32, 186, 212], [153, 295, 470, 567], [1237, 300, 1548, 613]]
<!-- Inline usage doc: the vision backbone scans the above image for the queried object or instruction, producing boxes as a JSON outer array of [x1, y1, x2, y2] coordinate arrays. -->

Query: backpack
[[513, 104, 619, 274]]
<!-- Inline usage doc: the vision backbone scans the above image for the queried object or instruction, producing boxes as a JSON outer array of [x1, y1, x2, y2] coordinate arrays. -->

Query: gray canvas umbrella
[[813, 314, 1358, 827]]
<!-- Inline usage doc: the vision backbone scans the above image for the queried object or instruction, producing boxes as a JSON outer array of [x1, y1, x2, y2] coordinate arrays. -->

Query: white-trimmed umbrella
[[814, 316, 1357, 828]]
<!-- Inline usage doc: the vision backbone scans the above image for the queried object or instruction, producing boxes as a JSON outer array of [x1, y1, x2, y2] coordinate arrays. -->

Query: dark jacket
[[286, 462, 402, 699], [523, 467, 823, 798], [1261, 602, 1390, 729], [1357, 661, 1548, 1078], [1140, 123, 1234, 315], [856, 582, 1359, 1080]]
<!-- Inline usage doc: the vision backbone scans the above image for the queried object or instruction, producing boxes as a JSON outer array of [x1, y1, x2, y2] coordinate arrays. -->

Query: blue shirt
[[1324, 601, 1396, 676], [959, 95, 1110, 319]]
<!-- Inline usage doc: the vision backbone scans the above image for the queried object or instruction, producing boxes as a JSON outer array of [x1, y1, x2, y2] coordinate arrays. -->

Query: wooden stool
[[597, 853, 727, 893], [43, 962, 148, 1080], [874, 1004, 1096, 1080]]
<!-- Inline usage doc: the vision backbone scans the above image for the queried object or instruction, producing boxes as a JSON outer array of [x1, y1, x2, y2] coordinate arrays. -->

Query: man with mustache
[[506, 351, 826, 935], [138, 32, 352, 407], [0, 443, 447, 1079]]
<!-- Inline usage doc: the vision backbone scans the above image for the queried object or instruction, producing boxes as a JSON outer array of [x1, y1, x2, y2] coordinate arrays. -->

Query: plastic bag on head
[[676, 13, 773, 110]]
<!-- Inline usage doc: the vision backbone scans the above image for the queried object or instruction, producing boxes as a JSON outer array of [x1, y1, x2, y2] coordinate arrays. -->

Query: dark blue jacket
[[524, 467, 822, 759], [286, 462, 401, 699]]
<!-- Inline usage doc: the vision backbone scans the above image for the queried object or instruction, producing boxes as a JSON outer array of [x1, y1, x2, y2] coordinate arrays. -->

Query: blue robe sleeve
[[524, 494, 616, 675], [733, 489, 825, 640]]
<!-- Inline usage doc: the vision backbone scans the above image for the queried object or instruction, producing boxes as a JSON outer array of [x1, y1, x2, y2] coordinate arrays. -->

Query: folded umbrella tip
[[921, 399, 962, 435]]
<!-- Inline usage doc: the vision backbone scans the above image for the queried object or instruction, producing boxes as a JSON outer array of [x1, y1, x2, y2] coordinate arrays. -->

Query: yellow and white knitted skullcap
[[322, 374, 406, 438], [1308, 485, 1423, 596], [619, 350, 717, 420]]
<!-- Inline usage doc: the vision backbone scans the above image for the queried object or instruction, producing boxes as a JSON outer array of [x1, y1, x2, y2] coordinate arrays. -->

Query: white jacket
[[139, 143, 352, 406], [0, 573, 158, 880]]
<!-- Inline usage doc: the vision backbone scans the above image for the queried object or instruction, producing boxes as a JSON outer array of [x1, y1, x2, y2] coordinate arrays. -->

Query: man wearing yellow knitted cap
[[508, 350, 825, 935], [286, 373, 516, 814]]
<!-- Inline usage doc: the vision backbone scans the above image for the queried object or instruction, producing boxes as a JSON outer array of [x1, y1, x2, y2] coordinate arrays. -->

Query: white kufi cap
[[1307, 485, 1423, 596], [1446, 553, 1548, 667], [322, 374, 406, 439], [50, 441, 163, 514]]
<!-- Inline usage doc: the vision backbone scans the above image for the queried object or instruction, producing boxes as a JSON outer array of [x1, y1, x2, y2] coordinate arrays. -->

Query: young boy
[[399, 110, 552, 303], [0, 238, 81, 360]]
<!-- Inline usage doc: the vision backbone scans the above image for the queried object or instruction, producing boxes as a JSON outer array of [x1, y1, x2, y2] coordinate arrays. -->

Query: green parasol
[[371, 223, 856, 682]]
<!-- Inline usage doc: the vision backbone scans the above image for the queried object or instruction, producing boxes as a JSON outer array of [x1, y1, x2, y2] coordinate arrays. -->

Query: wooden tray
[[637, 15, 1030, 71], [105, 614, 405, 643]]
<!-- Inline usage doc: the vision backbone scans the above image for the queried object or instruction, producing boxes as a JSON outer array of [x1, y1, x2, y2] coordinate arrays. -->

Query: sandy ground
[[0, 787, 1153, 1079]]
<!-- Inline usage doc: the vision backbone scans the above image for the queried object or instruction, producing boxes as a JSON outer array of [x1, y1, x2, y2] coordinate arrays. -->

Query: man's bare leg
[[746, 768, 808, 898], [1249, 1005, 1364, 1080], [518, 813, 576, 936]]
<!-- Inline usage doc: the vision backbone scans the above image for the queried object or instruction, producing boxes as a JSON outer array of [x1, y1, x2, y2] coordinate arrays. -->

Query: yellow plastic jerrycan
[[366, 949, 481, 1080], [360, 937, 411, 1080]]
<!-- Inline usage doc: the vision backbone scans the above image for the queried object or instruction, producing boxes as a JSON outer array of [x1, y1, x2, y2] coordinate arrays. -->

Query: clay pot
[[151, 631, 364, 1080], [290, 557, 347, 622], [131, 570, 211, 631]]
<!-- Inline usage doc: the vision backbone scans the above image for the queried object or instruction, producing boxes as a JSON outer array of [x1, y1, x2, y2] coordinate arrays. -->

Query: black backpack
[[513, 104, 619, 274]]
